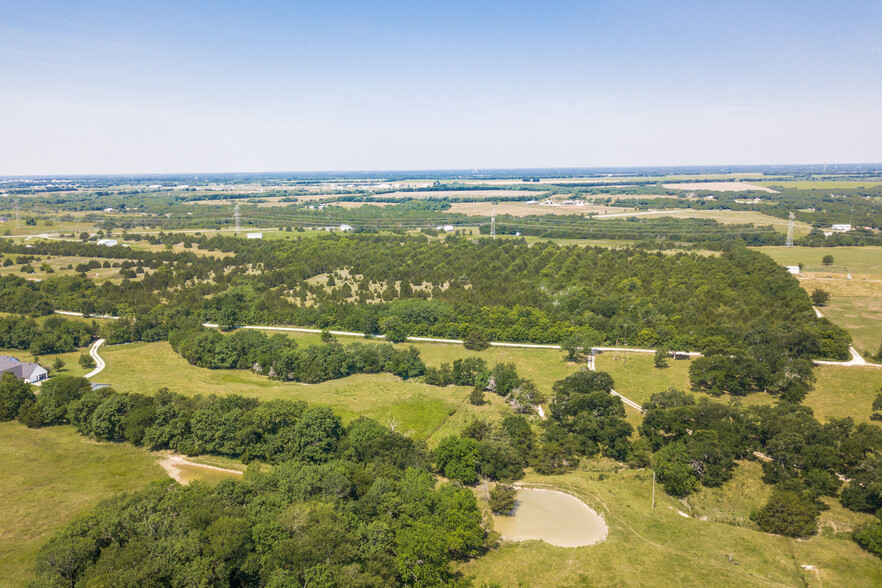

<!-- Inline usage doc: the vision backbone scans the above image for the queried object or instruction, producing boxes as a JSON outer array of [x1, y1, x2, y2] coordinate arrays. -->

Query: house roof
[[0, 355, 46, 380]]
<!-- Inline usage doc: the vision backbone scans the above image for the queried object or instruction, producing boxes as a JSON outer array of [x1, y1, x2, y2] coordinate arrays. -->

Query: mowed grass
[[661, 209, 813, 236], [595, 350, 882, 424], [99, 341, 465, 442], [595, 351, 693, 407], [821, 297, 882, 357], [0, 422, 167, 585], [754, 246, 882, 274], [461, 465, 882, 587], [752, 246, 882, 365], [99, 333, 583, 444], [803, 366, 882, 423]]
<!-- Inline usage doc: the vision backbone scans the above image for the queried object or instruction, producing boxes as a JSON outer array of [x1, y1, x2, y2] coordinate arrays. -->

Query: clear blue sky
[[2, 1, 881, 174]]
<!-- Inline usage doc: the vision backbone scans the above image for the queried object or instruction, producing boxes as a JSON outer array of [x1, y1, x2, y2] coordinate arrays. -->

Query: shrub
[[489, 484, 517, 515]]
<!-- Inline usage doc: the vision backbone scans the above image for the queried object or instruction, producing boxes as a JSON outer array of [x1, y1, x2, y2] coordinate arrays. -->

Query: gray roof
[[0, 356, 46, 380]]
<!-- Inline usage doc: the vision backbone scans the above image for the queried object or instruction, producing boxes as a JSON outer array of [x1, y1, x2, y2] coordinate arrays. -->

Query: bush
[[810, 289, 830, 306], [79, 353, 96, 369], [0, 373, 35, 420], [751, 485, 819, 538], [463, 328, 490, 351], [489, 484, 517, 515], [854, 523, 882, 558], [434, 436, 480, 485], [468, 386, 485, 406]]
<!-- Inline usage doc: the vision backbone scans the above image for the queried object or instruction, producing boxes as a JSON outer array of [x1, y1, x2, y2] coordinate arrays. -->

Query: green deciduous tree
[[810, 289, 830, 306], [489, 484, 517, 515]]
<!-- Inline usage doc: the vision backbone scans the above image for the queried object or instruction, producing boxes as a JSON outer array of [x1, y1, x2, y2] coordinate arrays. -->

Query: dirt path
[[157, 453, 244, 485], [83, 338, 106, 378]]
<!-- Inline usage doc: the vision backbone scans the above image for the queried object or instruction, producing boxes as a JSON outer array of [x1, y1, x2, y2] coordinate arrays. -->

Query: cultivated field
[[663, 181, 778, 193]]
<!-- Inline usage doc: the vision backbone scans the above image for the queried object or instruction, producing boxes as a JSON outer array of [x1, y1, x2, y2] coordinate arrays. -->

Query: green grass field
[[821, 297, 882, 357], [462, 463, 882, 587], [753, 246, 882, 274], [100, 341, 467, 442], [752, 246, 882, 365], [595, 351, 693, 407], [0, 422, 168, 585]]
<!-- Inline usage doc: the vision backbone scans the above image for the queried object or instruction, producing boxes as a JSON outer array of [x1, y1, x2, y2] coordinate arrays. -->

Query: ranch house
[[0, 356, 48, 383]]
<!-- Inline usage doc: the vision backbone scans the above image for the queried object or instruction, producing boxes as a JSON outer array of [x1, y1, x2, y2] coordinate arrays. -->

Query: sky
[[1, 1, 881, 175]]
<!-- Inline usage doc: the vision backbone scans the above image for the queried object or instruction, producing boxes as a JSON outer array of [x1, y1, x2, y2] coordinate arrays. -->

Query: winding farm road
[[83, 338, 106, 379], [55, 308, 880, 402]]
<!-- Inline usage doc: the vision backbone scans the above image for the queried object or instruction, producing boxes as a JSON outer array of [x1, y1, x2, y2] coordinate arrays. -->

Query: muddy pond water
[[492, 487, 608, 547]]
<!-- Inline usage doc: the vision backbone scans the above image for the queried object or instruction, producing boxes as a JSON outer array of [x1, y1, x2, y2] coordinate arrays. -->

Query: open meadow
[[462, 464, 882, 587], [753, 246, 882, 361], [0, 423, 168, 585]]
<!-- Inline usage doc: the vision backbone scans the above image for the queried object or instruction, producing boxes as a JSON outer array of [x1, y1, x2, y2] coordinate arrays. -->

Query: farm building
[[97, 238, 118, 246], [246, 233, 263, 239], [831, 224, 852, 232], [0, 356, 48, 383], [339, 224, 354, 232], [785, 266, 800, 275]]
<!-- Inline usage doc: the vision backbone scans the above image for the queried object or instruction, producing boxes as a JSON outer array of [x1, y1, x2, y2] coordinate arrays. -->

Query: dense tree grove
[[481, 215, 787, 246], [169, 327, 426, 383], [642, 389, 882, 538], [0, 236, 849, 362], [0, 374, 489, 586], [0, 314, 95, 354]]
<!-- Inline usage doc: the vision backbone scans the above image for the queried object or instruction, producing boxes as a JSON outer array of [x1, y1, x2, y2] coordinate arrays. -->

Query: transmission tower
[[233, 202, 240, 234], [785, 212, 794, 247], [490, 207, 496, 239]]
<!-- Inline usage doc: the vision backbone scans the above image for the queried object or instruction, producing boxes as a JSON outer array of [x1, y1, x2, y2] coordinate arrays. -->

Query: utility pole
[[652, 471, 656, 509], [785, 212, 794, 247], [233, 202, 240, 234], [490, 206, 496, 239]]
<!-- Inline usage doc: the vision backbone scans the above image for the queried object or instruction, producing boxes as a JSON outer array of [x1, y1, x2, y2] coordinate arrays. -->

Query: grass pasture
[[0, 422, 168, 585], [462, 465, 882, 587], [99, 341, 466, 442], [821, 297, 882, 356], [754, 245, 882, 274]]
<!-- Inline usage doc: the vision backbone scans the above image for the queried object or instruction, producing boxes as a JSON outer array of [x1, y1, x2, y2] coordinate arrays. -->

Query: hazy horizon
[[3, 1, 881, 175]]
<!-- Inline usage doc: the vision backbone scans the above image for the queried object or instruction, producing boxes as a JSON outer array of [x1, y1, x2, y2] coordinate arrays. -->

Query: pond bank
[[492, 486, 608, 547]]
